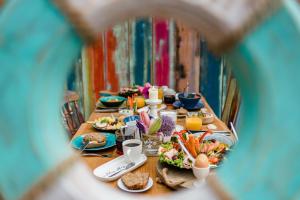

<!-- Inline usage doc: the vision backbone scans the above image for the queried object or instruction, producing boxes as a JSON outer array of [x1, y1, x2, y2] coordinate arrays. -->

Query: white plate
[[117, 177, 153, 193], [93, 154, 147, 182]]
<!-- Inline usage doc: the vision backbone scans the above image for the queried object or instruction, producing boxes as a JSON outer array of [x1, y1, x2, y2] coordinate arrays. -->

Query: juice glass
[[158, 87, 164, 100], [134, 96, 145, 108], [185, 113, 202, 131]]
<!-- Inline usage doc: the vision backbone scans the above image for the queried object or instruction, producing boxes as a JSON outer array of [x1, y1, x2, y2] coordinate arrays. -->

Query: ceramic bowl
[[201, 113, 215, 125], [178, 93, 201, 109], [123, 115, 140, 124], [100, 96, 126, 107]]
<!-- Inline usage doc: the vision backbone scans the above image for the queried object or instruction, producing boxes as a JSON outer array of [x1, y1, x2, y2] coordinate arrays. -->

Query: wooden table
[[73, 97, 231, 196]]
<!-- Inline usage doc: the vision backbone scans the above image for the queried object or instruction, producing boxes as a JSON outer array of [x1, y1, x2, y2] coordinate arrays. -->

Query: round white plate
[[117, 177, 153, 193]]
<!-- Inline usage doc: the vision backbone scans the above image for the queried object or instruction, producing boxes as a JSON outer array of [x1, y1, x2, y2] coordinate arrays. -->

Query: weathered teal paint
[[0, 0, 82, 199], [200, 39, 222, 116], [218, 2, 300, 199], [131, 18, 152, 85]]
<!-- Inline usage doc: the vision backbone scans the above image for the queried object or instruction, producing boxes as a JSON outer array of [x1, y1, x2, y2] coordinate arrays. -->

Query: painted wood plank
[[168, 19, 176, 89], [105, 29, 119, 91], [81, 47, 94, 118], [129, 18, 152, 86], [221, 77, 237, 126], [200, 39, 222, 116], [153, 19, 170, 86], [91, 34, 105, 101], [175, 21, 200, 92], [113, 22, 130, 87]]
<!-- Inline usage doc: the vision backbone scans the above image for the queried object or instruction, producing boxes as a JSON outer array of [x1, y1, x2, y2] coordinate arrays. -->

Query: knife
[[106, 162, 135, 177]]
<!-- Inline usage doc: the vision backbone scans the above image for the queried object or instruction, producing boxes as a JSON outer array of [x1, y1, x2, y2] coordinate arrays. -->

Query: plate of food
[[99, 96, 127, 107], [96, 101, 126, 109], [91, 116, 125, 131], [158, 130, 232, 169], [71, 132, 116, 151], [117, 172, 153, 193], [119, 86, 140, 98]]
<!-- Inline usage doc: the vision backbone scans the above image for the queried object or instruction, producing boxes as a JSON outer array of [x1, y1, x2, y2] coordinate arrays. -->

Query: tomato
[[209, 157, 219, 164]]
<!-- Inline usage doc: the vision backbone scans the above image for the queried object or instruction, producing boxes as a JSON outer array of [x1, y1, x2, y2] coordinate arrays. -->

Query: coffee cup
[[122, 139, 142, 162]]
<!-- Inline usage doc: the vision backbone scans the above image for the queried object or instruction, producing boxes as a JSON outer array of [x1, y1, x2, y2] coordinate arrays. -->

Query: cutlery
[[81, 153, 112, 158], [79, 141, 91, 153], [107, 162, 135, 177], [196, 130, 232, 136], [95, 109, 119, 113]]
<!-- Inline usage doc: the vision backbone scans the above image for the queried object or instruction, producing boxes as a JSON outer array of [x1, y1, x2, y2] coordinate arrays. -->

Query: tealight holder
[[145, 99, 162, 118]]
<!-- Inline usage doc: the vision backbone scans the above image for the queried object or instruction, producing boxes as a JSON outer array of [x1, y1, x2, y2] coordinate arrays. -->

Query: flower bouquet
[[136, 111, 175, 156]]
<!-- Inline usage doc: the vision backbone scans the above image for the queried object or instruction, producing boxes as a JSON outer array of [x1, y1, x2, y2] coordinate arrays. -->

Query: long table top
[[73, 97, 231, 196]]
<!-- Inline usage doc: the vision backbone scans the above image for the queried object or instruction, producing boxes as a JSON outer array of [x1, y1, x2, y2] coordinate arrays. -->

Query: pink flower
[[141, 83, 151, 98], [144, 82, 152, 88], [138, 86, 144, 94]]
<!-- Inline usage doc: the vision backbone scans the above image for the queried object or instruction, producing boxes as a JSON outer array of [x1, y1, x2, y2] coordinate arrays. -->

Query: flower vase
[[142, 134, 163, 156]]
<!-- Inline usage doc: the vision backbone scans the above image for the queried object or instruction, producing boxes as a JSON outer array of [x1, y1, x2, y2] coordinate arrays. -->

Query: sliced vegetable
[[195, 137, 201, 154], [187, 134, 197, 158], [148, 118, 162, 135]]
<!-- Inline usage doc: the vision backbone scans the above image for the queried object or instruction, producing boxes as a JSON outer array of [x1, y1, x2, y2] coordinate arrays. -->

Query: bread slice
[[121, 172, 149, 190], [83, 132, 106, 148]]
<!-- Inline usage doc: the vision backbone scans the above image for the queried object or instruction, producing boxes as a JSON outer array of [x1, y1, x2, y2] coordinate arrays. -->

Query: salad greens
[[159, 142, 191, 168]]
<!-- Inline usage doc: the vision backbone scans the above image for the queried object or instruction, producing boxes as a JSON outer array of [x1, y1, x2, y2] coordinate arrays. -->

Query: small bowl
[[100, 96, 126, 107], [178, 93, 201, 109], [201, 113, 215, 125], [123, 115, 140, 124]]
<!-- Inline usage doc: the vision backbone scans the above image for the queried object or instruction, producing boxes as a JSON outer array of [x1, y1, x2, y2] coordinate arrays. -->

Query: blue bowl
[[100, 96, 126, 107], [123, 115, 140, 124], [178, 93, 201, 109]]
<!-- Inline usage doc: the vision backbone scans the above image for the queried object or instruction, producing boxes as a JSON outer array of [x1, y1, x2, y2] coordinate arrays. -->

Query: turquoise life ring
[[0, 0, 299, 199]]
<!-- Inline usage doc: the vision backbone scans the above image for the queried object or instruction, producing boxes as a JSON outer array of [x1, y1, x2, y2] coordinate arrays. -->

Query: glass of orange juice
[[185, 112, 202, 131], [158, 87, 164, 100], [134, 96, 145, 108]]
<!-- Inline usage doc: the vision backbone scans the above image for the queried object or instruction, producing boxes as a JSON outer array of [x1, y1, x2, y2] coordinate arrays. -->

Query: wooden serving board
[[156, 162, 196, 190]]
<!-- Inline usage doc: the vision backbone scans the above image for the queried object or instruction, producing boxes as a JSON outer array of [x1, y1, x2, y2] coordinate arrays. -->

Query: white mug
[[122, 139, 142, 162]]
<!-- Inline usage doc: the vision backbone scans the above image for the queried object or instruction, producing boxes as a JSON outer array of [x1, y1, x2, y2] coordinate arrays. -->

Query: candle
[[149, 86, 158, 100]]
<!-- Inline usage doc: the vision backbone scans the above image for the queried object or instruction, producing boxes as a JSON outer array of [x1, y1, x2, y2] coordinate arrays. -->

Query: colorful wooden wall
[[67, 18, 235, 119], [67, 19, 204, 117]]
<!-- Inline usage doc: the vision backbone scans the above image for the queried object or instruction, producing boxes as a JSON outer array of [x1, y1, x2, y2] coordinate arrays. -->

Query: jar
[[142, 134, 163, 156]]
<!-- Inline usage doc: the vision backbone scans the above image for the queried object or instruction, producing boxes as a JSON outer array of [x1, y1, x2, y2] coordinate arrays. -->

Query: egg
[[194, 154, 209, 168]]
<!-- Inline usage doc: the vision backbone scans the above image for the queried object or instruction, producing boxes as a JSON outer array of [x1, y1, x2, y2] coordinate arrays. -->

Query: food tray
[[93, 154, 147, 182]]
